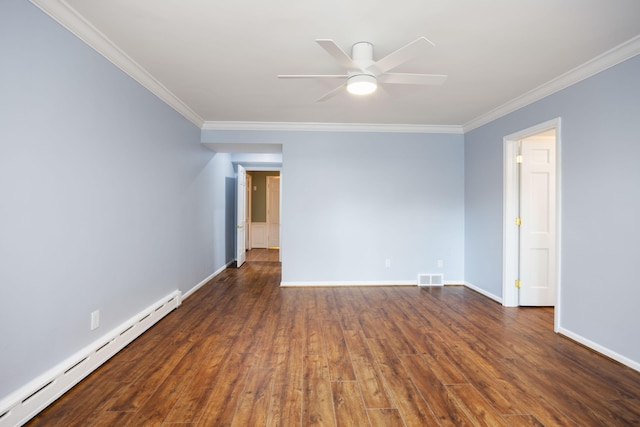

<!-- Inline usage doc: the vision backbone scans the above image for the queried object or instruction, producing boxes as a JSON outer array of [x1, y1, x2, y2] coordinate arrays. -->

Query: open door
[[503, 118, 560, 313], [236, 165, 246, 268], [518, 135, 557, 306]]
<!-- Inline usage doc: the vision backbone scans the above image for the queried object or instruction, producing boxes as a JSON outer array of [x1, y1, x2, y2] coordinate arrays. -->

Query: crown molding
[[29, 0, 458, 135], [201, 121, 464, 134], [29, 0, 640, 135], [30, 0, 205, 128], [463, 35, 640, 133]]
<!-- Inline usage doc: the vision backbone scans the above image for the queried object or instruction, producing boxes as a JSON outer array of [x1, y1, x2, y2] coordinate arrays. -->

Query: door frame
[[239, 166, 282, 262], [502, 118, 562, 330]]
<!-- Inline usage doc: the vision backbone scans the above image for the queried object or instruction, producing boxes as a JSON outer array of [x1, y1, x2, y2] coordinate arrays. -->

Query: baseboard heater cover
[[418, 273, 444, 286], [0, 290, 182, 427]]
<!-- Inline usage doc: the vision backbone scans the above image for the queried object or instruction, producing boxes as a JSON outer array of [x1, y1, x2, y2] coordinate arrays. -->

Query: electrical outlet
[[437, 259, 443, 268], [385, 259, 391, 268], [91, 310, 100, 330]]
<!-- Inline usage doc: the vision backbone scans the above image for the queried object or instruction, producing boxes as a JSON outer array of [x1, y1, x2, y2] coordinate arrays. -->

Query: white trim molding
[[182, 261, 233, 300], [281, 280, 417, 287], [464, 35, 640, 132], [557, 327, 640, 373], [463, 281, 503, 304], [202, 121, 464, 134], [28, 0, 640, 135], [502, 118, 562, 310], [0, 291, 181, 427], [29, 0, 204, 128]]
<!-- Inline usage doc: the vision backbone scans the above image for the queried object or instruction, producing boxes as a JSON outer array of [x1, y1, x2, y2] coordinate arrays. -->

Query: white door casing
[[266, 176, 280, 248], [519, 136, 557, 306], [502, 118, 561, 328], [236, 165, 246, 268]]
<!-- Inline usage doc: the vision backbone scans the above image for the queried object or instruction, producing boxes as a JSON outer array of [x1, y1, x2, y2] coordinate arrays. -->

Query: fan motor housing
[[351, 42, 374, 68]]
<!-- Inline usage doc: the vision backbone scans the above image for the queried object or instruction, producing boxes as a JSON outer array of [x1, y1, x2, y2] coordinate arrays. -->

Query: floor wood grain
[[27, 249, 640, 426]]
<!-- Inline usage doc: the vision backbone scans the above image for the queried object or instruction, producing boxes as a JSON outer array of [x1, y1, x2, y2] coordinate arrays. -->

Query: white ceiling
[[33, 0, 640, 130]]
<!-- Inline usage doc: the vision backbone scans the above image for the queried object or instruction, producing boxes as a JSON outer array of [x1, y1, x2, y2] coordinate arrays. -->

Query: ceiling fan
[[278, 37, 447, 102]]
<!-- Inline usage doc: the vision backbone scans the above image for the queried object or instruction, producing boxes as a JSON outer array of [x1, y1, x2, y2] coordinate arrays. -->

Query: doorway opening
[[240, 170, 281, 264], [503, 118, 561, 329]]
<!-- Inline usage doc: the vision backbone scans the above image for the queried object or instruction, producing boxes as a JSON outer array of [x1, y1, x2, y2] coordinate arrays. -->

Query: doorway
[[503, 119, 561, 325], [243, 170, 280, 251]]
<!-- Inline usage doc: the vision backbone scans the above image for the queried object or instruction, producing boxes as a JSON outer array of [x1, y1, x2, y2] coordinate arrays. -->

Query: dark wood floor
[[28, 249, 640, 426]]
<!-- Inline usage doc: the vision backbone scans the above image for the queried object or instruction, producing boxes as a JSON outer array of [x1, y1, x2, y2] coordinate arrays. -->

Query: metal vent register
[[417, 273, 443, 286]]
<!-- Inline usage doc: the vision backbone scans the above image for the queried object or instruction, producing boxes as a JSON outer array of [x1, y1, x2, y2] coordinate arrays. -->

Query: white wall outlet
[[90, 310, 100, 330], [385, 259, 391, 268], [437, 259, 443, 268]]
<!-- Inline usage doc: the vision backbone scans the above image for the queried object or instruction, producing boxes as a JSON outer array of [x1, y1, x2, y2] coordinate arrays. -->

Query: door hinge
[[515, 279, 521, 288], [516, 154, 523, 164], [515, 217, 522, 226]]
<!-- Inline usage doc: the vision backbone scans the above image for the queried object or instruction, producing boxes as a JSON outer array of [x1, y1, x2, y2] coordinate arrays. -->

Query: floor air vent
[[418, 273, 443, 286]]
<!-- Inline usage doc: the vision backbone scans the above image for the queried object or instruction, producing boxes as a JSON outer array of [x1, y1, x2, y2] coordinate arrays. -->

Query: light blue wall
[[0, 1, 235, 400], [282, 132, 465, 283], [465, 55, 640, 364], [201, 129, 465, 284], [464, 124, 505, 298]]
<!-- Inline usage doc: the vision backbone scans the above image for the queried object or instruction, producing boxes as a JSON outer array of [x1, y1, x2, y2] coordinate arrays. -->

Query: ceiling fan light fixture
[[347, 74, 377, 95]]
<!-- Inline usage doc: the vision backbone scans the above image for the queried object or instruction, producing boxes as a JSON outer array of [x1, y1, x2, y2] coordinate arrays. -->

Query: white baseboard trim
[[280, 280, 417, 287], [557, 326, 640, 373], [461, 283, 640, 372], [444, 281, 465, 286], [182, 261, 233, 300], [463, 281, 503, 304], [0, 291, 181, 427]]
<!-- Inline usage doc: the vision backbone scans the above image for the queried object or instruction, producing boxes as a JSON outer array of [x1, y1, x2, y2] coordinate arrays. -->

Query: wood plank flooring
[[27, 249, 640, 426]]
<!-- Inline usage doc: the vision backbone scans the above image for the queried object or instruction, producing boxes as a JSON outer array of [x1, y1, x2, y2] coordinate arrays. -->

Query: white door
[[236, 165, 246, 268], [518, 135, 556, 306], [266, 176, 280, 248]]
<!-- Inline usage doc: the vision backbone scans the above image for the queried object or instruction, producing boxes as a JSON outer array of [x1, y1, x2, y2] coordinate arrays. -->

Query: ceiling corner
[[30, 0, 204, 128]]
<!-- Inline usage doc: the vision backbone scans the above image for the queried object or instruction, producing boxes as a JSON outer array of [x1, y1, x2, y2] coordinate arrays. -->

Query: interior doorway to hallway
[[243, 170, 281, 261]]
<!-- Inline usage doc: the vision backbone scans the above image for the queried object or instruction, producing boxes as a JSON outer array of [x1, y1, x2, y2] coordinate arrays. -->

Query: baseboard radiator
[[0, 290, 182, 427]]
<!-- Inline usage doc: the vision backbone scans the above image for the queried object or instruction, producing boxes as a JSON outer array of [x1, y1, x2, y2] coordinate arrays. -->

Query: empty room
[[1, 1, 639, 426]]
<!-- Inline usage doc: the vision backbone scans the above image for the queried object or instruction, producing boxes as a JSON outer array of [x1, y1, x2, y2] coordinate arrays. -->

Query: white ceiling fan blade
[[278, 74, 347, 79], [366, 37, 435, 76], [316, 39, 360, 70], [315, 84, 346, 102], [378, 73, 447, 85]]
